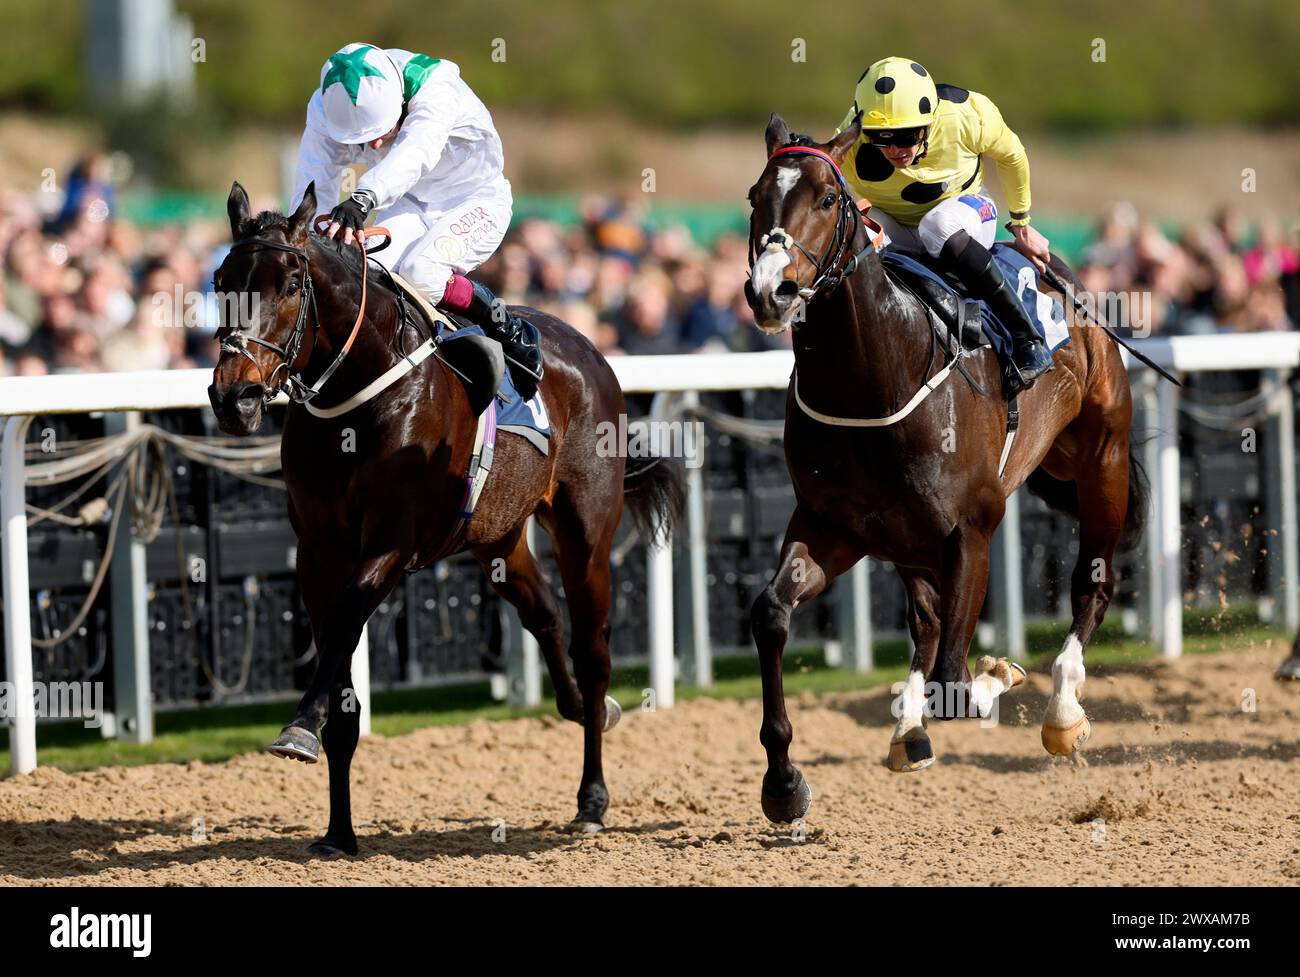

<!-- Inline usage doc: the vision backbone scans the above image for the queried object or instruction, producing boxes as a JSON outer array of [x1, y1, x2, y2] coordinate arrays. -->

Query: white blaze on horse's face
[[751, 245, 793, 334], [751, 167, 807, 334], [774, 165, 801, 200]]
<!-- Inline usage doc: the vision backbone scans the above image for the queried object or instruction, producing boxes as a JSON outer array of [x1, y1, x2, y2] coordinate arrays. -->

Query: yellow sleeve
[[970, 91, 1032, 224]]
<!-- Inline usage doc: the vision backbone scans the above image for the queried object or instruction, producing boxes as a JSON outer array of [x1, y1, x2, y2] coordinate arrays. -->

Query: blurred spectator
[[616, 273, 680, 355], [48, 153, 116, 232]]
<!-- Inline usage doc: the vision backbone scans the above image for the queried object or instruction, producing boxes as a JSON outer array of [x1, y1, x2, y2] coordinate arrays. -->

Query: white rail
[[3, 335, 1298, 775]]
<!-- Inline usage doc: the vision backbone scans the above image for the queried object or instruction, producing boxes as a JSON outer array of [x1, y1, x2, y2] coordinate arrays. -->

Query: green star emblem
[[321, 47, 384, 104]]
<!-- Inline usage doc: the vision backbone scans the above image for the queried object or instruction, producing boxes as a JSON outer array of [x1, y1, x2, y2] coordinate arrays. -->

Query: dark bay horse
[[208, 182, 682, 853], [745, 115, 1145, 823]]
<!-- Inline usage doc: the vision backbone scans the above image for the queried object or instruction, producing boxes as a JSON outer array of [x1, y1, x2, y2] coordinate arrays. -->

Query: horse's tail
[[1024, 446, 1149, 554], [622, 457, 686, 546]]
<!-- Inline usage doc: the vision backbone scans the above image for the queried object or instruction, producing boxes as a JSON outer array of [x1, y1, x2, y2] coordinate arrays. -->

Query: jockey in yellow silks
[[837, 56, 1055, 389]]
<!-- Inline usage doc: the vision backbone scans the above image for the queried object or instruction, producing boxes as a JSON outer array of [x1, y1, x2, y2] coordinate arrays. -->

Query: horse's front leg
[[268, 549, 405, 853], [310, 668, 360, 856], [890, 568, 941, 772], [750, 506, 863, 823]]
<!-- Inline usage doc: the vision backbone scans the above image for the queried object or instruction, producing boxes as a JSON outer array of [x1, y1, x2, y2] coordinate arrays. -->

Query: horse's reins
[[220, 216, 501, 561], [220, 217, 392, 406]]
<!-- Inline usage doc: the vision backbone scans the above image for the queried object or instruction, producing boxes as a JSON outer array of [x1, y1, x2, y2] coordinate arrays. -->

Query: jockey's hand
[[326, 191, 374, 247], [1010, 223, 1051, 274]]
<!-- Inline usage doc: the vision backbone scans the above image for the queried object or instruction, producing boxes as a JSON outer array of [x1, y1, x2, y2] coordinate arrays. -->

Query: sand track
[[2, 643, 1299, 886]]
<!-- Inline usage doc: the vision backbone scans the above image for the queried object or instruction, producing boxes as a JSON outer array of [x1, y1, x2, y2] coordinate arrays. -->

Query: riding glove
[[328, 189, 377, 234]]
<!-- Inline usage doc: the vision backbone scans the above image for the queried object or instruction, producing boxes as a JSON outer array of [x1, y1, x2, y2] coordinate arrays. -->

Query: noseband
[[748, 145, 883, 300], [220, 220, 389, 406]]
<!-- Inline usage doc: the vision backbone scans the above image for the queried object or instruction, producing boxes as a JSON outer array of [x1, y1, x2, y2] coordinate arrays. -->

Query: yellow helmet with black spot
[[852, 56, 938, 130]]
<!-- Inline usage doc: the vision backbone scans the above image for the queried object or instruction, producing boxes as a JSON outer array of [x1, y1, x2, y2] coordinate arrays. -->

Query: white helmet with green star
[[319, 42, 403, 144]]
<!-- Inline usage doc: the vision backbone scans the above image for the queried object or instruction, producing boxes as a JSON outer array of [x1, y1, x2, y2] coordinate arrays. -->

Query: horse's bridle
[[218, 220, 389, 406], [748, 145, 883, 302], [219, 236, 320, 405]]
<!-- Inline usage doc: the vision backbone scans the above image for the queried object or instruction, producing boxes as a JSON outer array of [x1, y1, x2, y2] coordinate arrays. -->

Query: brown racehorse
[[745, 115, 1146, 823], [208, 182, 682, 853]]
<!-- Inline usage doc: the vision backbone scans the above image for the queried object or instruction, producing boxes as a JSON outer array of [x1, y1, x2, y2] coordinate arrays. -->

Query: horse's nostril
[[775, 280, 799, 302], [233, 383, 264, 413]]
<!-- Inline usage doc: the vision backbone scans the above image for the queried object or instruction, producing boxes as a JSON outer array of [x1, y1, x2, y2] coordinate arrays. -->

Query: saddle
[[880, 246, 1021, 476], [387, 268, 445, 332], [880, 248, 987, 353], [381, 267, 503, 417]]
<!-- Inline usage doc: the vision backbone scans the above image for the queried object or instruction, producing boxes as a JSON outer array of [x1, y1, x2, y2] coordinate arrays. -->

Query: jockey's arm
[[972, 91, 1049, 269], [292, 91, 348, 210], [355, 83, 458, 211], [971, 91, 1032, 226]]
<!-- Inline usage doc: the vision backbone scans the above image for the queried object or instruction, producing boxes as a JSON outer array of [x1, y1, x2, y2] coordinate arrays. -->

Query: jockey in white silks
[[292, 42, 543, 398]]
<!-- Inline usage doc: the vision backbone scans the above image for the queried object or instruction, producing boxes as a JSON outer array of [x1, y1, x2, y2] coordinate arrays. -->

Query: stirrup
[[1006, 344, 1054, 393]]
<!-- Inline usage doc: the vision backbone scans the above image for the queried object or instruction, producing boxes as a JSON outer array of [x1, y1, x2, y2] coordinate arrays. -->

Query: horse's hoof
[[1006, 661, 1028, 688], [887, 730, 935, 772], [603, 695, 622, 732], [307, 836, 357, 858], [1275, 657, 1300, 681], [1042, 715, 1091, 756], [567, 818, 604, 835], [761, 770, 813, 824], [267, 725, 320, 764]]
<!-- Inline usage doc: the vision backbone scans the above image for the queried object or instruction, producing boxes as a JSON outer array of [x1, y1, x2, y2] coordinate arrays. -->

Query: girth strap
[[429, 400, 499, 564]]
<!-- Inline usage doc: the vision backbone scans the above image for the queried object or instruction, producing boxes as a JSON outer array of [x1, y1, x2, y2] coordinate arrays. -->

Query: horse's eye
[[286, 278, 301, 295], [822, 193, 837, 209]]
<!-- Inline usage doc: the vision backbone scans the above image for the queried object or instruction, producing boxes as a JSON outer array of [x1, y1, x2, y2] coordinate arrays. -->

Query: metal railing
[[4, 334, 1300, 775]]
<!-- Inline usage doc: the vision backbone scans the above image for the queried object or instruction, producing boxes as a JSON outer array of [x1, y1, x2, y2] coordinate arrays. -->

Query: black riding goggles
[[865, 126, 927, 148]]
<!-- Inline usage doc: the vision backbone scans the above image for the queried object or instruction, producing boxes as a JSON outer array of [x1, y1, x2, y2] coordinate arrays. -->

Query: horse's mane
[[239, 210, 366, 275]]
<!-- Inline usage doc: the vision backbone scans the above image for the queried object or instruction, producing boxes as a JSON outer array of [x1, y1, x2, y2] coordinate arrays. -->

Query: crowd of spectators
[[1077, 201, 1300, 337], [2, 157, 1298, 377]]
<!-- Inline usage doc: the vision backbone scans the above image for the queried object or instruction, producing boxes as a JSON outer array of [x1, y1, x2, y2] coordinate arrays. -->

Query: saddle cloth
[[880, 243, 1071, 364], [439, 324, 551, 455], [386, 268, 546, 446]]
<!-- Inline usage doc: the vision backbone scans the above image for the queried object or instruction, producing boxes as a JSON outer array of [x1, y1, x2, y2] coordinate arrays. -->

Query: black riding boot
[[942, 233, 1055, 393], [464, 281, 544, 402]]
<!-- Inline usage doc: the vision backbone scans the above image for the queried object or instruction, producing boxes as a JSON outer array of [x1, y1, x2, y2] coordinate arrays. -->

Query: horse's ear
[[288, 182, 317, 244], [825, 110, 863, 164], [765, 113, 792, 156], [227, 181, 251, 240]]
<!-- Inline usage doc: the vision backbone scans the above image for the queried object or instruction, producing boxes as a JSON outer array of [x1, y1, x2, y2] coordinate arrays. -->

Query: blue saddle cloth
[[438, 323, 552, 442], [879, 243, 1070, 363]]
